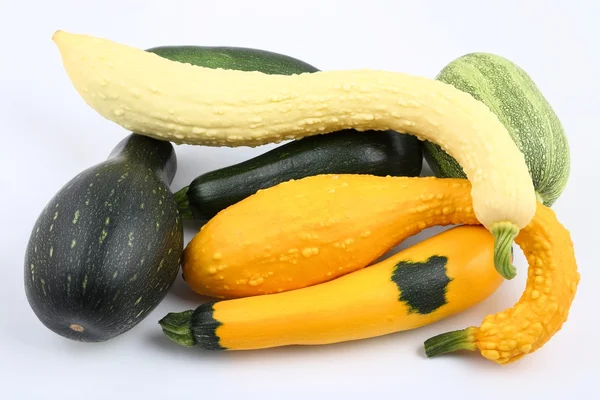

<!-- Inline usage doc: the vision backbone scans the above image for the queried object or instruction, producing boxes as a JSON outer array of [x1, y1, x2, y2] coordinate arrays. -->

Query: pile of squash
[[23, 30, 578, 366]]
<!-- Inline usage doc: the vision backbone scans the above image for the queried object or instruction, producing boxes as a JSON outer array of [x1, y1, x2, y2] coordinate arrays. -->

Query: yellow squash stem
[[424, 203, 580, 364], [52, 31, 538, 279]]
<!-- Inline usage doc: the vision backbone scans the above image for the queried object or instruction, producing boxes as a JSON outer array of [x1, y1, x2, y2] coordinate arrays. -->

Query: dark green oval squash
[[24, 134, 183, 342]]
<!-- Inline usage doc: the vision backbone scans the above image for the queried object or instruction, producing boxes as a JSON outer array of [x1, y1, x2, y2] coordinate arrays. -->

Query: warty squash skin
[[423, 52, 570, 207], [52, 30, 538, 280], [159, 225, 505, 350], [183, 175, 480, 299], [425, 202, 579, 364]]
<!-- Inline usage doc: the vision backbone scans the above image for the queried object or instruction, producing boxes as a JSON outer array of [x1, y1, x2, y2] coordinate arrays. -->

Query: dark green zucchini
[[146, 45, 319, 75], [175, 129, 423, 221], [24, 134, 183, 342]]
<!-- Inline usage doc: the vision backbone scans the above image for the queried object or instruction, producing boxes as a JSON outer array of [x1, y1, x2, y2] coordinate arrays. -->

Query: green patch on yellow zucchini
[[392, 256, 451, 314]]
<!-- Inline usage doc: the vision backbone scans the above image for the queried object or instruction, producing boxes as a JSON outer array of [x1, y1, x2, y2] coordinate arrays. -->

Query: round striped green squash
[[423, 52, 570, 207]]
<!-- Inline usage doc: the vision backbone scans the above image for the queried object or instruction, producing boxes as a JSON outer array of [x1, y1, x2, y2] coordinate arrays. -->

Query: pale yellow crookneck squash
[[52, 30, 537, 279], [160, 225, 505, 351], [177, 176, 580, 364]]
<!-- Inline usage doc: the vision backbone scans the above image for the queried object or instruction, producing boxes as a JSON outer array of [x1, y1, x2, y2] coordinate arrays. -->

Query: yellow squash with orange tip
[[160, 225, 504, 350]]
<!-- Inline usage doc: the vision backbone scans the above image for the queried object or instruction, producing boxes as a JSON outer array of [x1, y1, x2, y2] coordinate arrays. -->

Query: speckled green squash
[[423, 52, 570, 206], [24, 134, 183, 342]]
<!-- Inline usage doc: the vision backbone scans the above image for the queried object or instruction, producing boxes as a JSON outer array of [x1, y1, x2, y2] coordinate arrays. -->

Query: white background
[[1, 0, 598, 398]]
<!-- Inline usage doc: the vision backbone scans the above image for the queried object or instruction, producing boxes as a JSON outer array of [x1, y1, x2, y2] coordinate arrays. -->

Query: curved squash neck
[[108, 134, 177, 185]]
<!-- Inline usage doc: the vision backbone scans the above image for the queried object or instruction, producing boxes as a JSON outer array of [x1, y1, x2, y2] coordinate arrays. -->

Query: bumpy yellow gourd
[[52, 30, 537, 279], [424, 202, 579, 364]]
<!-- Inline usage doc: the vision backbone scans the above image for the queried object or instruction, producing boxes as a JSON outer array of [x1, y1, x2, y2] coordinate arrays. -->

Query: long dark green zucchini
[[175, 129, 423, 221], [146, 45, 423, 222], [146, 45, 319, 75], [24, 134, 183, 342]]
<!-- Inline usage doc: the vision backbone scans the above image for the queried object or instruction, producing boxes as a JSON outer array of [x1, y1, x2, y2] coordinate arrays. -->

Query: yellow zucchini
[[52, 30, 537, 279], [159, 225, 505, 350]]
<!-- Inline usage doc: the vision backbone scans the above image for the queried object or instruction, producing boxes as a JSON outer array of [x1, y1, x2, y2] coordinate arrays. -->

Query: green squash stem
[[490, 222, 519, 279], [159, 310, 196, 347], [424, 327, 477, 358], [174, 187, 194, 220]]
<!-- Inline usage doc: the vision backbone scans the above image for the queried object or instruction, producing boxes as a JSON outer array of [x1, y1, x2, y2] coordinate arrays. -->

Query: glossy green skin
[[423, 52, 570, 206], [177, 129, 423, 221], [24, 134, 183, 342], [146, 45, 319, 75]]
